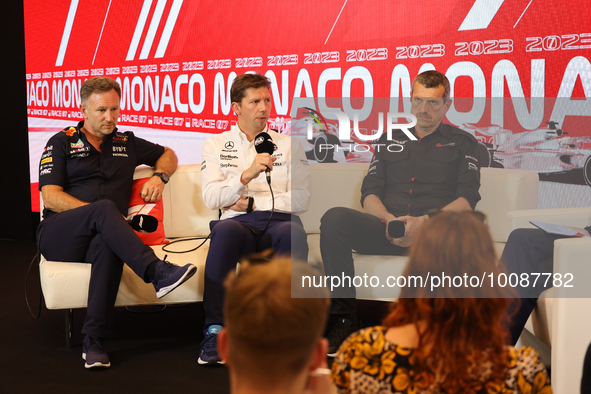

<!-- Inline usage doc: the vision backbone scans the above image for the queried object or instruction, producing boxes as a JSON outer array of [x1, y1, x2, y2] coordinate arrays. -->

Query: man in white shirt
[[199, 73, 311, 365]]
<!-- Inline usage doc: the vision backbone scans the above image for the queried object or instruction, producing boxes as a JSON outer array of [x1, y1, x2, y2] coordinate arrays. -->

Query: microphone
[[387, 220, 406, 238], [127, 214, 158, 233], [254, 132, 275, 184]]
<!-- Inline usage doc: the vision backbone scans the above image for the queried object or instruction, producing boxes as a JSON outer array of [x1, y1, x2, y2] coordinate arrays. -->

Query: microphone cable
[[228, 175, 275, 240], [164, 131, 278, 252], [253, 129, 278, 237], [162, 234, 210, 254], [258, 172, 275, 236]]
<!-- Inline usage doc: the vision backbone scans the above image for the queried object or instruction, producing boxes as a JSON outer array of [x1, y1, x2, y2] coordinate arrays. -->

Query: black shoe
[[198, 325, 225, 365], [327, 317, 359, 357], [152, 260, 197, 298], [82, 335, 110, 369]]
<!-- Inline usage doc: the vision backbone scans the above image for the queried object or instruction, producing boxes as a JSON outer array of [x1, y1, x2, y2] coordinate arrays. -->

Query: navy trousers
[[501, 228, 562, 345], [203, 211, 308, 329], [37, 200, 161, 338], [320, 207, 407, 316]]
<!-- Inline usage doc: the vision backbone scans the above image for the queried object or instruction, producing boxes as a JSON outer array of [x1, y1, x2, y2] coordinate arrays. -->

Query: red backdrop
[[25, 0, 591, 210]]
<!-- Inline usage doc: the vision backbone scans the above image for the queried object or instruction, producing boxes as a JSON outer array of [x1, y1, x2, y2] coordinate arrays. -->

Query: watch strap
[[152, 172, 169, 184]]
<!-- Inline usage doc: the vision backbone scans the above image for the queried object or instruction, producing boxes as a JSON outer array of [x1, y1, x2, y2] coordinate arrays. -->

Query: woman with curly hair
[[331, 211, 551, 393]]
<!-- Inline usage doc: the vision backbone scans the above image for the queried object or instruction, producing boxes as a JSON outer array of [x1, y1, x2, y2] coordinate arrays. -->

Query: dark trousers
[[320, 207, 407, 316], [203, 211, 308, 329], [37, 200, 160, 338], [501, 228, 561, 345]]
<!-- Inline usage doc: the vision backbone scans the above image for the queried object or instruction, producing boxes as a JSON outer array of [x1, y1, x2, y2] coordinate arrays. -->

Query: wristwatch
[[152, 172, 170, 184], [246, 197, 254, 213]]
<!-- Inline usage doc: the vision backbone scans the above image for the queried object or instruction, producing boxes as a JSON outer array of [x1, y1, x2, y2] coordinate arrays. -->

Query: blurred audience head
[[383, 210, 510, 391], [218, 252, 330, 393]]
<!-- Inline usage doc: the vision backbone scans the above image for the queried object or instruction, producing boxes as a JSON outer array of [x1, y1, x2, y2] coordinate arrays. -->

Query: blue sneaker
[[153, 260, 197, 298], [82, 335, 110, 369], [198, 325, 224, 365]]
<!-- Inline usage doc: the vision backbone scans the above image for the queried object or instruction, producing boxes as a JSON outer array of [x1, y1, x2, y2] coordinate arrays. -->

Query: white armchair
[[507, 207, 591, 394]]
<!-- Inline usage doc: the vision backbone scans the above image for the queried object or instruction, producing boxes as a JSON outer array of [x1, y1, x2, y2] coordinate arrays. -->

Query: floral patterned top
[[331, 326, 552, 394]]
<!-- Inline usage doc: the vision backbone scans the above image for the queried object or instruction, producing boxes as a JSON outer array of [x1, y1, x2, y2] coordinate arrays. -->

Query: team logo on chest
[[112, 145, 128, 157], [71, 139, 84, 148], [112, 132, 129, 157]]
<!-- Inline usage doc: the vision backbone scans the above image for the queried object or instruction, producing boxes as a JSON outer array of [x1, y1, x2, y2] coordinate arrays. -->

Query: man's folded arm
[[441, 196, 473, 212], [362, 194, 396, 223], [41, 185, 88, 213], [153, 147, 178, 177], [454, 137, 482, 209]]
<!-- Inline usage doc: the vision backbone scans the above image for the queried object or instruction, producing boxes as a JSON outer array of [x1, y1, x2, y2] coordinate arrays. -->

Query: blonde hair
[[224, 254, 329, 377]]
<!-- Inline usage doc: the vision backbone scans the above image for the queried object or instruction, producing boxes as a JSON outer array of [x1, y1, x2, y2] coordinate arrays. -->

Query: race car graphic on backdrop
[[461, 121, 591, 186]]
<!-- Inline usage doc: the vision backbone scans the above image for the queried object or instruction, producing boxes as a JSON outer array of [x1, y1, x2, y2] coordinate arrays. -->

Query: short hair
[[383, 211, 510, 391], [412, 70, 450, 101], [230, 73, 271, 104], [80, 77, 121, 104], [224, 254, 329, 378]]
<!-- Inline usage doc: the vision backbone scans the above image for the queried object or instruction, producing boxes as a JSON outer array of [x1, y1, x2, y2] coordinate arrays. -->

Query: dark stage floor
[[1, 238, 230, 394], [1, 238, 389, 394]]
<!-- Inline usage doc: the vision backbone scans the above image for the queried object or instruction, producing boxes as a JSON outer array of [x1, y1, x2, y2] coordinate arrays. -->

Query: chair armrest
[[507, 207, 591, 233], [549, 236, 591, 394], [552, 237, 591, 297]]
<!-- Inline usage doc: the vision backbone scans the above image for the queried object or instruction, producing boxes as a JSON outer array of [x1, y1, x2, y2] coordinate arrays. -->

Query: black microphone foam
[[128, 214, 158, 233], [387, 220, 406, 238], [254, 132, 275, 155], [254, 132, 275, 184]]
